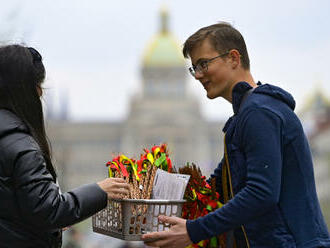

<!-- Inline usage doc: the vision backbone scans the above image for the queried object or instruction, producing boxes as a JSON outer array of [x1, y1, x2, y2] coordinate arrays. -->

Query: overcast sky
[[1, 0, 329, 121]]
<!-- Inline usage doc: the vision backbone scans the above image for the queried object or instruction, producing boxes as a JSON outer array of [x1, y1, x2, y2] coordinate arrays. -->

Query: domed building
[[47, 9, 224, 191], [120, 9, 223, 167]]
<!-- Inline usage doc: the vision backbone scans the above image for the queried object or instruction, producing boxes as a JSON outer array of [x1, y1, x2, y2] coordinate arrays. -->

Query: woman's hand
[[97, 178, 130, 199]]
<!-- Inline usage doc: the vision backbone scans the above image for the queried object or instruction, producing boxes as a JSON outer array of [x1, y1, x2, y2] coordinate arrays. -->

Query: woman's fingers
[[112, 181, 130, 190], [110, 177, 126, 183], [109, 193, 126, 199], [97, 178, 130, 199], [110, 188, 130, 195]]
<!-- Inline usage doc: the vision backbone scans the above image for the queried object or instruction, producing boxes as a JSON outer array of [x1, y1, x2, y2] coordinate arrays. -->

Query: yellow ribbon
[[132, 163, 140, 181], [147, 153, 154, 164], [191, 188, 197, 200], [153, 147, 161, 158], [119, 155, 131, 164], [120, 155, 140, 181], [108, 166, 113, 178], [108, 161, 120, 178]]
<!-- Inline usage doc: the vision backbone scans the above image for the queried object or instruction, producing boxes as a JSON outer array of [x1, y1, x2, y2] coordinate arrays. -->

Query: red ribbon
[[118, 162, 129, 177]]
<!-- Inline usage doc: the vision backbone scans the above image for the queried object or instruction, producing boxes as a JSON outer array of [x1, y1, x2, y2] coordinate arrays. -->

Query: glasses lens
[[189, 67, 195, 77]]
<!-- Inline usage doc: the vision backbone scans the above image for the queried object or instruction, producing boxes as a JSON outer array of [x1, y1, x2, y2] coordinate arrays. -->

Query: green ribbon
[[210, 236, 218, 248], [206, 204, 212, 211], [155, 153, 166, 168]]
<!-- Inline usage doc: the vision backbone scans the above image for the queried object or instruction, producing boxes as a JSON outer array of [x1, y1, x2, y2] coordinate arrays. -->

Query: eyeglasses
[[189, 51, 230, 77]]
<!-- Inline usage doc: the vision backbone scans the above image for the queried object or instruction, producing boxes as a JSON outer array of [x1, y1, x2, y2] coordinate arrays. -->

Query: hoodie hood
[[232, 82, 296, 115], [0, 109, 28, 139], [254, 83, 296, 110]]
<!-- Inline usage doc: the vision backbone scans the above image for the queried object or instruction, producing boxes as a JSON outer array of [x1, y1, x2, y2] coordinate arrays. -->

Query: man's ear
[[228, 49, 241, 69]]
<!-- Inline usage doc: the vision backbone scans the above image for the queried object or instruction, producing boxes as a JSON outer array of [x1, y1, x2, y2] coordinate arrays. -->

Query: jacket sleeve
[[13, 149, 107, 230], [186, 108, 283, 243]]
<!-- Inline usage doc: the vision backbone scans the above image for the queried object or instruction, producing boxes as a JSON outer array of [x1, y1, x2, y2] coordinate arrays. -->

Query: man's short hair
[[183, 22, 250, 70]]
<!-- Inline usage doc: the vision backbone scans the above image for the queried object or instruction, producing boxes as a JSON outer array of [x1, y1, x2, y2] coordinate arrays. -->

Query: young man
[[142, 23, 330, 247]]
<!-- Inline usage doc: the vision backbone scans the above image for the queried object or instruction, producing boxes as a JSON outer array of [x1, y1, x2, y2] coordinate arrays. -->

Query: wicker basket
[[92, 199, 185, 241]]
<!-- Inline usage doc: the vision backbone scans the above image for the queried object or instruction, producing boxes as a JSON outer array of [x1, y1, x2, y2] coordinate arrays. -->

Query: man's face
[[190, 39, 235, 100]]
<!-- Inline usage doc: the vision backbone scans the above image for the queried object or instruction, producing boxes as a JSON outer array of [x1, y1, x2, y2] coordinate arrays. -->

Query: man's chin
[[206, 92, 217, 99]]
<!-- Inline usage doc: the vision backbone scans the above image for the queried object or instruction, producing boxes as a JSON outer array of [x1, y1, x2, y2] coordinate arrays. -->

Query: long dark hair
[[0, 44, 56, 179]]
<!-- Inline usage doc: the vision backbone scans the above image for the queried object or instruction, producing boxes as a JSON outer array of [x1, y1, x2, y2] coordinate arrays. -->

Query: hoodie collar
[[232, 81, 260, 115], [223, 81, 259, 133]]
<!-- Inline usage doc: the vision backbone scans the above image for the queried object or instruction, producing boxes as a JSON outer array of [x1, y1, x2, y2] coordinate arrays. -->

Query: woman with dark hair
[[0, 44, 130, 248]]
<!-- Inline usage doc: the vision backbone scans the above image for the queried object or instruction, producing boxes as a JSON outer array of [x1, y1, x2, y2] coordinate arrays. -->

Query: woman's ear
[[36, 85, 43, 97]]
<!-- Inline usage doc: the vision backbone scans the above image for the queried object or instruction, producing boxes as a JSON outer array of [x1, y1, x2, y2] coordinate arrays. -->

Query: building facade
[[298, 90, 330, 223], [47, 10, 224, 191]]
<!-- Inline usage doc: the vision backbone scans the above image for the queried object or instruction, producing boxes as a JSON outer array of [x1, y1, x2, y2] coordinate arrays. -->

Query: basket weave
[[92, 199, 185, 241]]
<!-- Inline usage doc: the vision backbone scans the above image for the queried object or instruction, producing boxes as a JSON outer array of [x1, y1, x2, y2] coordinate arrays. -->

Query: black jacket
[[0, 109, 107, 247]]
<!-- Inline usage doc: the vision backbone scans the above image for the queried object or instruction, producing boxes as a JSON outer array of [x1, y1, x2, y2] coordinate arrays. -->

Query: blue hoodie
[[186, 82, 330, 248]]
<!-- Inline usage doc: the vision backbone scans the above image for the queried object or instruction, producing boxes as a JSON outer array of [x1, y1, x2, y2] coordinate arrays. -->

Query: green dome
[[142, 8, 185, 67], [143, 33, 185, 67]]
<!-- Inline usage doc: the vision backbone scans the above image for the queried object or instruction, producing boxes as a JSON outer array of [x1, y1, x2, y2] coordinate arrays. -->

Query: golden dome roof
[[142, 8, 185, 67]]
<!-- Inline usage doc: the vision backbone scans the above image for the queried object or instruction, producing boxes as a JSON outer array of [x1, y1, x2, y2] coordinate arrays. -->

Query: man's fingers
[[143, 233, 172, 248], [142, 231, 168, 241], [158, 215, 180, 225], [144, 239, 168, 247]]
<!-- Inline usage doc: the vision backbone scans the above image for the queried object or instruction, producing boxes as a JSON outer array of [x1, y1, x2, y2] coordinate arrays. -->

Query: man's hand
[[142, 215, 192, 248]]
